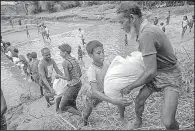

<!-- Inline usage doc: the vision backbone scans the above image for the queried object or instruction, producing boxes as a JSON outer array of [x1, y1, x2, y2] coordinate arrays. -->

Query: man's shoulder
[[140, 24, 161, 40]]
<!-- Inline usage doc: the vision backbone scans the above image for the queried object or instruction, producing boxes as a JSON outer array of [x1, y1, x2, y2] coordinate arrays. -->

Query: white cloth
[[5, 51, 12, 57], [12, 57, 20, 64], [104, 51, 145, 99], [53, 78, 67, 96]]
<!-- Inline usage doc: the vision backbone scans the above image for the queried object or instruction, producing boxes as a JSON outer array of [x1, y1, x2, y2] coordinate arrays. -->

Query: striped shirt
[[65, 56, 82, 86]]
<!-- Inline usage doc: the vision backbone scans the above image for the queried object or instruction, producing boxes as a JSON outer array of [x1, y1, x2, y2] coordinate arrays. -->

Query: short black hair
[[41, 47, 50, 54], [116, 1, 142, 18], [31, 52, 37, 58], [86, 40, 103, 55], [58, 44, 71, 54]]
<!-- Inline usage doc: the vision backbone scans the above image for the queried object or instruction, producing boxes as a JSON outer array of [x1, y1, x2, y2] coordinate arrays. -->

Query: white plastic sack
[[5, 51, 12, 57], [104, 51, 145, 99], [53, 78, 67, 96]]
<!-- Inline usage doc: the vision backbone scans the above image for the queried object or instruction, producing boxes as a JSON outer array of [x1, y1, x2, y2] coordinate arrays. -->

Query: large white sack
[[53, 78, 67, 96], [104, 51, 145, 99]]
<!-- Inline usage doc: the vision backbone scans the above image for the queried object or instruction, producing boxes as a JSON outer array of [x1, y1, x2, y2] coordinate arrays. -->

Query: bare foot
[[128, 118, 142, 130], [56, 108, 61, 114], [78, 121, 87, 129]]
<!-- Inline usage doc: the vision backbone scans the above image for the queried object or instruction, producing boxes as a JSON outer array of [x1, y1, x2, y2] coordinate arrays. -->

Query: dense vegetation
[[11, 1, 194, 15]]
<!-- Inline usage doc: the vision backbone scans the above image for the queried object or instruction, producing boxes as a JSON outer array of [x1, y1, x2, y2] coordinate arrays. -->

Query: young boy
[[153, 17, 159, 25], [26, 53, 32, 63], [188, 15, 194, 32], [79, 40, 131, 128], [11, 48, 21, 66], [55, 44, 82, 116], [166, 10, 171, 25], [160, 22, 166, 32], [78, 45, 83, 60], [26, 26, 30, 38], [18, 54, 30, 76], [30, 52, 43, 96], [9, 18, 13, 28], [44, 25, 51, 41], [182, 15, 189, 39]]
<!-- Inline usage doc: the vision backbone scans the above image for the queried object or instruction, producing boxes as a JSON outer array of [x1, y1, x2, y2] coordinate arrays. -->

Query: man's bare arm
[[38, 62, 52, 91], [126, 54, 157, 90], [53, 59, 63, 76]]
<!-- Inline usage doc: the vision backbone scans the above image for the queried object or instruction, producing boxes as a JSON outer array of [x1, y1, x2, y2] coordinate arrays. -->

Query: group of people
[[181, 15, 194, 38], [1, 2, 190, 130], [152, 11, 194, 38]]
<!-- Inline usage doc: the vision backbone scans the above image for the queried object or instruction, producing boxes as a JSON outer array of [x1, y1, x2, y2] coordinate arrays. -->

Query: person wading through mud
[[38, 47, 63, 107], [117, 2, 182, 130]]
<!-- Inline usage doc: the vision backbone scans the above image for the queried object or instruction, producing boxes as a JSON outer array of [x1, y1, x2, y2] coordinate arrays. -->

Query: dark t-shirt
[[138, 24, 177, 71]]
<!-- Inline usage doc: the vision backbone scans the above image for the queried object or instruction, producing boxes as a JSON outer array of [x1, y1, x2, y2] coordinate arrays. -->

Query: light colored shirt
[[87, 62, 110, 94]]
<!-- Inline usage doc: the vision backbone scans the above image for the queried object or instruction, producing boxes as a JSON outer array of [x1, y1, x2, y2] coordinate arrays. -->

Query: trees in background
[[2, 1, 194, 15]]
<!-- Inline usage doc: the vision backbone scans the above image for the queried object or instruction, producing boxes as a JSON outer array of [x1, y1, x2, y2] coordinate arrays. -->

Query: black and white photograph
[[1, 1, 194, 130]]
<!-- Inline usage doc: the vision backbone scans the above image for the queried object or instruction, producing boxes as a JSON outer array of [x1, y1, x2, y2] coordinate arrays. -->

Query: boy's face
[[183, 16, 187, 20], [91, 47, 104, 64], [60, 50, 66, 58], [27, 55, 32, 60]]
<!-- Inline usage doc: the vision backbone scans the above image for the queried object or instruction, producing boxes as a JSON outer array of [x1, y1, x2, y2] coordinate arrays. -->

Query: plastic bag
[[104, 51, 145, 99], [53, 78, 67, 96]]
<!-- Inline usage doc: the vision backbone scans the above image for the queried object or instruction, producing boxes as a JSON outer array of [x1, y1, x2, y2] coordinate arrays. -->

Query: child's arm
[[91, 82, 131, 106], [53, 59, 63, 76], [88, 66, 131, 107]]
